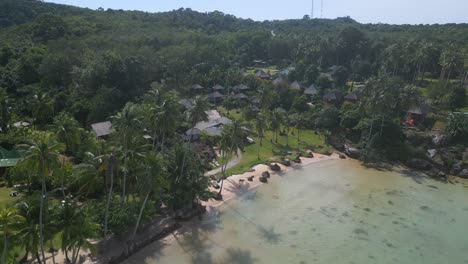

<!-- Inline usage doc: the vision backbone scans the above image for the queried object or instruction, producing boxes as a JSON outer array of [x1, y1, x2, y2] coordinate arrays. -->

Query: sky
[[45, 0, 468, 25]]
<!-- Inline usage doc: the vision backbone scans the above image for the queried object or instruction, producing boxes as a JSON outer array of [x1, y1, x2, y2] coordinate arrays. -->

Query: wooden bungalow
[[91, 121, 113, 138], [255, 69, 271, 79], [191, 84, 204, 91], [304, 84, 319, 97], [207, 92, 224, 103], [323, 92, 343, 107], [212, 84, 225, 91], [404, 98, 431, 127], [344, 92, 360, 103], [233, 84, 250, 93], [290, 81, 305, 91]]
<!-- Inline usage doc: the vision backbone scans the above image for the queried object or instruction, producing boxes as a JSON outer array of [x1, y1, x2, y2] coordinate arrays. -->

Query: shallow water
[[124, 159, 468, 264]]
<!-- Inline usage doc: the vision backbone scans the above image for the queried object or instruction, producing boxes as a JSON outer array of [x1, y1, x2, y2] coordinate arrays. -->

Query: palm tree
[[147, 96, 179, 150], [18, 194, 42, 264], [269, 108, 284, 144], [103, 153, 115, 238], [440, 44, 463, 87], [132, 152, 167, 241], [21, 137, 63, 264], [52, 112, 81, 154], [71, 151, 108, 199], [187, 96, 210, 132], [112, 103, 141, 202], [0, 207, 25, 264], [29, 92, 53, 127], [56, 200, 97, 264], [255, 112, 266, 160], [218, 121, 244, 195]]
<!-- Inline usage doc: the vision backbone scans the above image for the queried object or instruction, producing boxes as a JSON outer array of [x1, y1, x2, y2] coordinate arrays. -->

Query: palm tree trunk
[[132, 191, 150, 241], [39, 161, 47, 264], [380, 115, 385, 136], [104, 154, 115, 238], [122, 155, 128, 203], [61, 157, 66, 200], [72, 245, 81, 264], [2, 235, 7, 264], [257, 138, 261, 160], [35, 252, 41, 264]]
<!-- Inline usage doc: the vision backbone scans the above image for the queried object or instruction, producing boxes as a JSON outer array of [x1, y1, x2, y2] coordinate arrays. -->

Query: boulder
[[211, 181, 220, 189], [457, 169, 468, 179], [262, 171, 271, 178], [344, 145, 360, 159], [339, 153, 346, 159], [280, 159, 292, 166], [406, 159, 432, 170], [247, 176, 255, 181], [328, 135, 345, 151], [293, 156, 302, 163], [259, 176, 268, 183], [270, 163, 281, 171], [450, 161, 463, 175]]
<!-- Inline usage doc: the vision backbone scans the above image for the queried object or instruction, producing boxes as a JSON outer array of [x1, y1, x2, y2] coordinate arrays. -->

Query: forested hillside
[[1, 0, 467, 125]]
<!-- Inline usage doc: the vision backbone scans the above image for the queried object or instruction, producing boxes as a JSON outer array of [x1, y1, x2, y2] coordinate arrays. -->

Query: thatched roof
[[234, 93, 249, 100], [255, 70, 271, 79], [192, 84, 204, 90], [290, 81, 304, 91], [344, 92, 360, 101], [233, 84, 250, 91], [273, 77, 288, 86], [207, 92, 224, 99], [91, 121, 112, 137], [212, 84, 225, 90], [408, 98, 430, 115], [304, 84, 319, 95], [323, 92, 342, 102]]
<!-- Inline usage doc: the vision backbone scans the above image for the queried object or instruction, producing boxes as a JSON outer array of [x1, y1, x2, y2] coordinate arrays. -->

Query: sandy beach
[[203, 152, 340, 208]]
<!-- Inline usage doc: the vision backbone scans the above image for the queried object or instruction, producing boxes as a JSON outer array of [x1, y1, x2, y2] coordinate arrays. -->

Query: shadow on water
[[257, 226, 282, 244], [220, 248, 258, 264], [122, 240, 169, 263], [399, 169, 447, 185]]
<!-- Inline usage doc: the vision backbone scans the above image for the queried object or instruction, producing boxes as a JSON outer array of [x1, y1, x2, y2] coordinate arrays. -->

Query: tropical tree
[[218, 121, 244, 195], [255, 112, 266, 160], [0, 88, 11, 132], [21, 136, 62, 264], [55, 200, 97, 264], [111, 103, 142, 202], [0, 207, 25, 264], [52, 112, 81, 154], [132, 152, 166, 241], [268, 108, 284, 143], [103, 153, 115, 238]]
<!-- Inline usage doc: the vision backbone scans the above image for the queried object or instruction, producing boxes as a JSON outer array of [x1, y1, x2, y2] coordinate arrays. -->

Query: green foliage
[[446, 112, 468, 140], [449, 86, 467, 110], [315, 106, 341, 131]]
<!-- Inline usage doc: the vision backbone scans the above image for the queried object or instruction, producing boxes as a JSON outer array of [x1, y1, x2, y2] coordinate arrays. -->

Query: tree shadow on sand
[[219, 248, 258, 264], [257, 226, 282, 244]]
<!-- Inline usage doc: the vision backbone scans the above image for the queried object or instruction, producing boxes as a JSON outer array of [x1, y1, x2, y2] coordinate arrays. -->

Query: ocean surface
[[124, 159, 468, 264]]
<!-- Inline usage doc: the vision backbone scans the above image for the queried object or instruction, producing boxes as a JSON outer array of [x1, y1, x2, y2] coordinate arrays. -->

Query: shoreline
[[202, 152, 340, 208]]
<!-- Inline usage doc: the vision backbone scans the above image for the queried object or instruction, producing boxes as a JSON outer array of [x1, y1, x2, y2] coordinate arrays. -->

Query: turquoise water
[[124, 159, 468, 264]]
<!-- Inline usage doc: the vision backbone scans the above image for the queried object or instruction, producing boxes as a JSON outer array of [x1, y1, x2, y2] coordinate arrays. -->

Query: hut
[[323, 92, 343, 107], [185, 128, 202, 141], [191, 84, 204, 91], [404, 98, 431, 127], [91, 121, 112, 138], [255, 70, 271, 79], [212, 84, 225, 91], [304, 84, 319, 97], [344, 92, 360, 103], [207, 92, 224, 103], [290, 81, 305, 91], [179, 99, 193, 110], [233, 84, 250, 92]]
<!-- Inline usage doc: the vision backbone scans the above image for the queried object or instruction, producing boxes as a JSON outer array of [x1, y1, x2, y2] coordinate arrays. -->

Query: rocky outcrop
[[262, 171, 271, 178], [259, 176, 268, 183], [269, 163, 281, 171], [339, 153, 346, 159], [293, 156, 302, 163], [327, 135, 345, 151], [280, 159, 292, 166], [344, 145, 360, 159], [458, 169, 468, 179], [432, 134, 448, 147]]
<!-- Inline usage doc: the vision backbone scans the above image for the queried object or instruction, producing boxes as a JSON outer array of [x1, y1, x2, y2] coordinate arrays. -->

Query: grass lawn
[[0, 187, 19, 209], [225, 128, 331, 176]]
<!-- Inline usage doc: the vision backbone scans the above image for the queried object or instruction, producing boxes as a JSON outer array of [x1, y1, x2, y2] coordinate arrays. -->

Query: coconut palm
[[0, 88, 11, 132], [56, 200, 97, 264], [218, 121, 244, 195], [103, 153, 115, 238], [52, 112, 81, 154], [0, 207, 25, 264], [21, 136, 63, 264], [132, 152, 167, 241], [269, 108, 284, 143], [112, 103, 142, 202], [17, 194, 42, 264], [255, 112, 266, 160]]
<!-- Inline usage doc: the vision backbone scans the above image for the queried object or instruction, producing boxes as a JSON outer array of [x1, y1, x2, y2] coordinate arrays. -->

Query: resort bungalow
[[191, 84, 204, 91], [212, 84, 225, 91], [344, 92, 360, 103], [185, 128, 202, 141], [193, 115, 233, 138], [273, 77, 288, 86], [207, 92, 224, 103], [255, 69, 271, 79], [323, 92, 343, 107], [234, 93, 249, 101], [233, 84, 250, 93], [404, 98, 431, 127], [91, 121, 112, 138], [290, 81, 305, 91], [304, 84, 319, 97]]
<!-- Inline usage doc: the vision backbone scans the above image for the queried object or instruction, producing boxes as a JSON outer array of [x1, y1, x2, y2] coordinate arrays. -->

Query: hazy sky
[[45, 0, 467, 24]]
